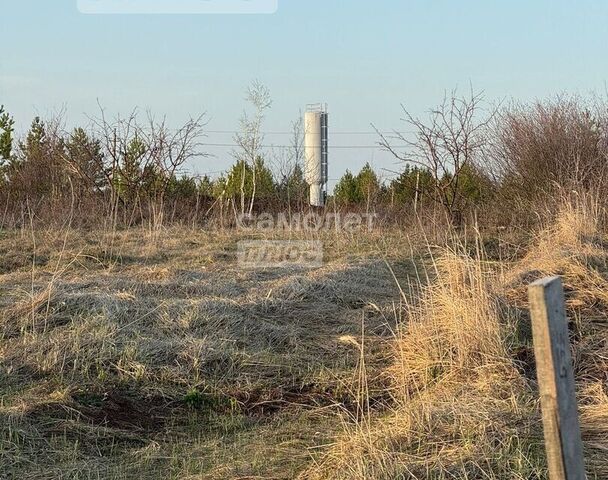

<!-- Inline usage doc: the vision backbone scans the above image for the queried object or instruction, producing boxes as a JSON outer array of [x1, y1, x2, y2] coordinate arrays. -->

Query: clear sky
[[2, 0, 608, 187]]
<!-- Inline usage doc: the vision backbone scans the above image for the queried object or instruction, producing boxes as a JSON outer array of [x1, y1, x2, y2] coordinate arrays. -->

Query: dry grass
[[303, 246, 541, 480], [3, 203, 608, 479], [303, 197, 608, 479], [0, 227, 414, 479]]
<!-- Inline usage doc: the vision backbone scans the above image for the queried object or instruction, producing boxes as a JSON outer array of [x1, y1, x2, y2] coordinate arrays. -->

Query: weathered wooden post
[[528, 276, 586, 480]]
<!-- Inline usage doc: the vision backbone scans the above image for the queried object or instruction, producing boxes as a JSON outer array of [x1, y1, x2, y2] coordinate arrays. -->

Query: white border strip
[[78, 0, 278, 14]]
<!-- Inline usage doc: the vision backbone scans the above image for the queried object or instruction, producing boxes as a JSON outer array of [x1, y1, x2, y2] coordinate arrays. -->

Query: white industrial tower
[[304, 104, 328, 207]]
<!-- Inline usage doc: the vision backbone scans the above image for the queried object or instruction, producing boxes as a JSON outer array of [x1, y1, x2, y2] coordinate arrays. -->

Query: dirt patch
[[73, 390, 171, 431]]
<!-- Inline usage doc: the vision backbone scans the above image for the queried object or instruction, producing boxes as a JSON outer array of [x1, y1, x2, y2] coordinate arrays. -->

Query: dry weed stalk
[[306, 196, 608, 479]]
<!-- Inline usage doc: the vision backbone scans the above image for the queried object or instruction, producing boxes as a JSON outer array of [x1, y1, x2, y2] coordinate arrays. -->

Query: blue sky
[[2, 0, 608, 186]]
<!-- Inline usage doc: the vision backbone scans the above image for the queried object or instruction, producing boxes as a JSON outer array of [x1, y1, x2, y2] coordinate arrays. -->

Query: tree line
[[2, 87, 608, 230]]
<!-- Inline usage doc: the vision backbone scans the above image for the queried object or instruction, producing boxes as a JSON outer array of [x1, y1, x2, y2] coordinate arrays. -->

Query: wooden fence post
[[528, 276, 586, 480]]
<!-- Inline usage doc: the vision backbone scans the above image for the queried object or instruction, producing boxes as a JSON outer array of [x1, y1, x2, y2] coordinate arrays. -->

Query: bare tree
[[141, 111, 208, 231], [273, 114, 307, 214], [233, 80, 272, 216], [89, 106, 140, 228], [377, 90, 493, 225], [290, 113, 305, 167], [90, 105, 207, 231]]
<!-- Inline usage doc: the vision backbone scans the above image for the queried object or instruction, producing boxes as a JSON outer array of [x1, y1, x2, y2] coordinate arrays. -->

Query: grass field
[[1, 204, 608, 479], [0, 228, 415, 479]]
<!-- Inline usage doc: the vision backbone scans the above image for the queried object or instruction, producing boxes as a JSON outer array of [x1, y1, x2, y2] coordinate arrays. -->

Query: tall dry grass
[[304, 194, 608, 479]]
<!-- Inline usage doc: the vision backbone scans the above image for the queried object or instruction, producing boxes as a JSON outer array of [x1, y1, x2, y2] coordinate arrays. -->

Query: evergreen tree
[[0, 105, 15, 165], [277, 163, 307, 205], [356, 162, 381, 208], [64, 127, 106, 194], [455, 163, 493, 206], [334, 163, 381, 205], [197, 175, 214, 197], [390, 165, 434, 204], [167, 175, 198, 200], [14, 117, 67, 198], [222, 157, 275, 201], [114, 136, 147, 203], [253, 156, 275, 198], [334, 169, 361, 204]]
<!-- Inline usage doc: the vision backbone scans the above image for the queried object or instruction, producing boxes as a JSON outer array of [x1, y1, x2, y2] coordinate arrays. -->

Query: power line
[[205, 130, 400, 135], [202, 143, 387, 149]]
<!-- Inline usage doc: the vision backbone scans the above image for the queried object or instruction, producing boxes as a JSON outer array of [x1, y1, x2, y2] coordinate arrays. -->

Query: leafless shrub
[[377, 89, 494, 226], [489, 95, 608, 220]]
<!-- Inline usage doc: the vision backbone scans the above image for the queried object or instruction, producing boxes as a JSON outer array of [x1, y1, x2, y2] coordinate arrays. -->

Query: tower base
[[309, 184, 325, 207]]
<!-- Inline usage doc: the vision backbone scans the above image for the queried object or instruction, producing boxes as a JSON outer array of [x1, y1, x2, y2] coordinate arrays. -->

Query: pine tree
[[0, 105, 15, 165], [334, 169, 361, 204], [356, 162, 381, 209], [64, 127, 106, 194]]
